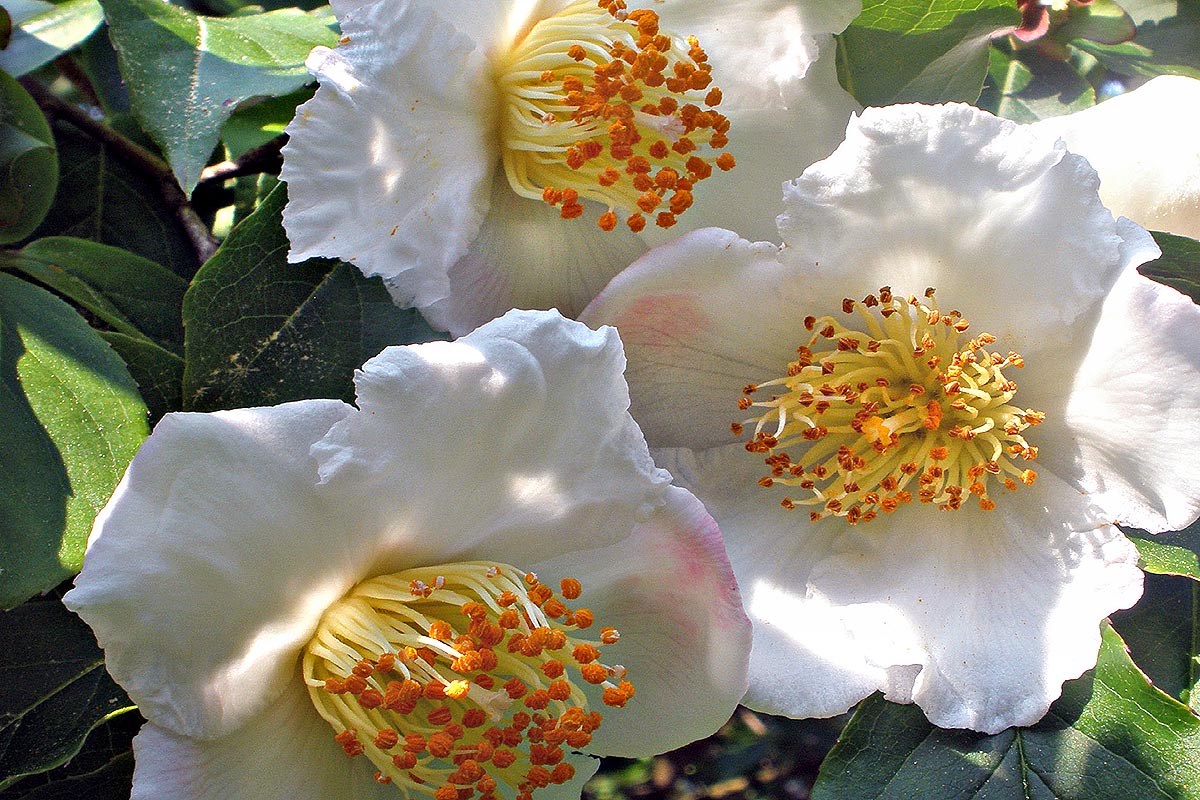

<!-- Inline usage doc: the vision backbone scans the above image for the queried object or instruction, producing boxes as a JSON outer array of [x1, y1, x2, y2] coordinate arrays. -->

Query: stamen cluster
[[734, 288, 1043, 524], [304, 562, 632, 799], [497, 0, 734, 232]]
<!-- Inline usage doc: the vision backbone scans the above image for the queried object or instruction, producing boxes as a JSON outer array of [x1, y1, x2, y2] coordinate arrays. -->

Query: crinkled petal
[[312, 310, 671, 574], [63, 401, 357, 740], [655, 445, 881, 718], [580, 228, 795, 451], [530, 485, 751, 757], [1040, 240, 1200, 532], [129, 681, 395, 800], [281, 0, 495, 310], [655, 39, 860, 244], [421, 174, 647, 337], [671, 446, 1143, 733], [779, 103, 1127, 346], [1033, 76, 1200, 239]]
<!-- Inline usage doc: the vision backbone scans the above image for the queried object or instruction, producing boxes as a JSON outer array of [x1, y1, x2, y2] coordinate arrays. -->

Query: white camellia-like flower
[[280, 0, 860, 336], [580, 103, 1200, 734], [1033, 75, 1200, 239], [64, 310, 752, 799]]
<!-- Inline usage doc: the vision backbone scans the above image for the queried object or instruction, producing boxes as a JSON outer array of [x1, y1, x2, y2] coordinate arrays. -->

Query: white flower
[[1033, 76, 1200, 239], [280, 0, 860, 336], [64, 310, 752, 799], [580, 103, 1200, 734]]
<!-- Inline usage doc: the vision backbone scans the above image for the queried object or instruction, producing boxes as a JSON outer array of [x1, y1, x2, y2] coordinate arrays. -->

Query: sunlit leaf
[[0, 0, 103, 77]]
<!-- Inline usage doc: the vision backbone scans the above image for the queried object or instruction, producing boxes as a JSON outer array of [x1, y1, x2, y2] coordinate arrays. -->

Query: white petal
[[652, 39, 860, 244], [1033, 76, 1200, 239], [680, 439, 1144, 733], [420, 173, 647, 337], [312, 310, 671, 573], [129, 680, 395, 800], [656, 445, 883, 718], [779, 103, 1128, 347], [1044, 244, 1200, 532], [530, 485, 752, 757], [63, 401, 361, 740], [580, 228, 799, 451], [281, 0, 495, 311]]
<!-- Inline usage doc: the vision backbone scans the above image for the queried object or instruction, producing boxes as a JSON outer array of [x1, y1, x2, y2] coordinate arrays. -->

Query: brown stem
[[21, 78, 219, 264], [197, 134, 286, 185]]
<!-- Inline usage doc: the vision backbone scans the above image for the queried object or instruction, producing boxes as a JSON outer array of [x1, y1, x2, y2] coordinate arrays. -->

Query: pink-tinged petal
[[580, 228, 797, 451], [422, 174, 647, 337], [1033, 76, 1200, 239], [779, 103, 1127, 347], [129, 681, 396, 800], [281, 0, 495, 311], [530, 485, 751, 757], [654, 446, 882, 718], [312, 310, 671, 574], [63, 401, 358, 740], [1043, 243, 1200, 532]]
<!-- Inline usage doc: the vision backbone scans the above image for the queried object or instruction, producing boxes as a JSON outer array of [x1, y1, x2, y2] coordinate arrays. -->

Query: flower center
[[495, 0, 734, 233], [304, 562, 632, 798], [733, 288, 1044, 525]]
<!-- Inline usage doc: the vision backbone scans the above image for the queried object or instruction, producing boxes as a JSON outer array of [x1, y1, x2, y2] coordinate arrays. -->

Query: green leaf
[[32, 118, 196, 278], [0, 70, 57, 244], [220, 86, 311, 159], [1116, 0, 1200, 76], [101, 0, 337, 192], [0, 0, 103, 77], [1112, 573, 1200, 711], [980, 46, 1096, 121], [100, 331, 183, 422], [1, 236, 186, 351], [182, 181, 444, 412], [0, 750, 133, 800], [1054, 0, 1136, 45], [813, 624, 1200, 799], [0, 273, 148, 608], [837, 0, 1022, 106], [0, 7, 12, 49], [0, 600, 135, 789], [1141, 230, 1200, 303], [1131, 536, 1200, 580]]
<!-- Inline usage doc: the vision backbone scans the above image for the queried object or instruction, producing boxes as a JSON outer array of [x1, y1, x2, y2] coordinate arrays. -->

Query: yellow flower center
[[495, 0, 734, 233], [733, 287, 1044, 524], [304, 562, 632, 798]]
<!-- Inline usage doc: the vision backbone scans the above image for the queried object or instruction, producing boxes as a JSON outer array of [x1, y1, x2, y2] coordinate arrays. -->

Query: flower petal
[[64, 401, 358, 740], [312, 310, 671, 573], [281, 0, 495, 311], [580, 228, 798, 451], [778, 103, 1128, 346], [655, 39, 860, 244], [1041, 240, 1200, 532], [421, 174, 647, 337], [129, 680, 396, 800], [1033, 76, 1200, 239], [530, 485, 751, 757], [679, 439, 1144, 733]]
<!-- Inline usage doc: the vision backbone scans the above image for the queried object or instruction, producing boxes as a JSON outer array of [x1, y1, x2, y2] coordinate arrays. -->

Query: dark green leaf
[[0, 0, 103, 77], [837, 0, 1022, 106], [0, 750, 133, 800], [0, 600, 134, 789], [182, 181, 444, 411], [0, 7, 12, 49], [1112, 572, 1200, 711], [220, 87, 311, 160], [100, 331, 183, 422], [0, 273, 148, 608], [32, 118, 196, 279], [813, 624, 1200, 799], [1054, 0, 1136, 46], [1072, 37, 1200, 80], [1, 237, 186, 351], [1116, 0, 1200, 76], [0, 70, 57, 244], [980, 46, 1096, 121], [1141, 230, 1200, 303], [102, 0, 337, 192]]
